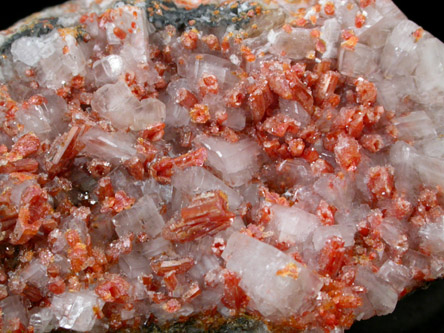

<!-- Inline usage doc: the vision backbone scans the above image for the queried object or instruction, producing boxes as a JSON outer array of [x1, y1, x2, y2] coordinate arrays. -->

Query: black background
[[1, 1, 444, 332]]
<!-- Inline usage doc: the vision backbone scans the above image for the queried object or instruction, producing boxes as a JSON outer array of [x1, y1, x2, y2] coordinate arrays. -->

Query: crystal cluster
[[1, 0, 444, 331]]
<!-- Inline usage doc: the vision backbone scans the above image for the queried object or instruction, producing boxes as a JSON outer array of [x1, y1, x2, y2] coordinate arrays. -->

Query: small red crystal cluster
[[1, 0, 444, 331]]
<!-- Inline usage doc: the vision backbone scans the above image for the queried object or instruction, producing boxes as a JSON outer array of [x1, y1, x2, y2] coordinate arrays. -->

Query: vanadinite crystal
[[1, 0, 444, 331]]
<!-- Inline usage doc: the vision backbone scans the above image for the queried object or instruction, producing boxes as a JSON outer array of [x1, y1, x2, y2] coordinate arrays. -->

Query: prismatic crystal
[[2, 0, 444, 332]]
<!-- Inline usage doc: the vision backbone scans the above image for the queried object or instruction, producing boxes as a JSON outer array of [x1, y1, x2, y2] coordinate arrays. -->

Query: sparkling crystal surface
[[1, 0, 444, 331]]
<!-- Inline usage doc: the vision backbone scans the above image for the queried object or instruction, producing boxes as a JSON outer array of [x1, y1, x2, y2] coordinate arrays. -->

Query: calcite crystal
[[1, 0, 444, 331]]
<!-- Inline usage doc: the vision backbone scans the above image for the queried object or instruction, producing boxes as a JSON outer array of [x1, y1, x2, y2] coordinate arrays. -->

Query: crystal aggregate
[[1, 0, 444, 331]]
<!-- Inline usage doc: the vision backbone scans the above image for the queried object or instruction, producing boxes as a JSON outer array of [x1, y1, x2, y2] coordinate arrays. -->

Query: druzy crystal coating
[[1, 0, 444, 331]]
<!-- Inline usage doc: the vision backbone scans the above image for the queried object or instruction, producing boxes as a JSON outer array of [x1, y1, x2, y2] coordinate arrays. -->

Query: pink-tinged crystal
[[2, 0, 444, 330], [163, 191, 235, 242]]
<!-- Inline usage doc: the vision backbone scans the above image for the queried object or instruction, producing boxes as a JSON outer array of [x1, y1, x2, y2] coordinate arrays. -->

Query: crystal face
[[1, 0, 444, 331]]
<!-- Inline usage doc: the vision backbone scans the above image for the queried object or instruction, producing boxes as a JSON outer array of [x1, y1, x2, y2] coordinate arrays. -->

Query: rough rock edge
[[0, 0, 259, 56], [51, 314, 270, 332]]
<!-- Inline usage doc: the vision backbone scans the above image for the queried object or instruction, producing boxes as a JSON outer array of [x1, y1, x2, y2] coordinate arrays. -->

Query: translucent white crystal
[[51, 291, 104, 332], [269, 204, 320, 245], [375, 76, 417, 112], [142, 236, 173, 258], [93, 55, 124, 85], [119, 251, 152, 279], [80, 127, 136, 163], [21, 260, 48, 289], [314, 174, 355, 211], [389, 142, 421, 194], [37, 33, 87, 89], [380, 20, 422, 77], [105, 6, 150, 64], [132, 98, 166, 131], [321, 18, 341, 59], [9, 178, 36, 207], [393, 111, 436, 141], [312, 225, 355, 252], [222, 232, 323, 317], [113, 195, 164, 238], [0, 296, 28, 329], [354, 267, 398, 317], [108, 167, 143, 198], [276, 159, 313, 186], [11, 31, 60, 66], [178, 54, 237, 90], [196, 135, 262, 187], [420, 137, 444, 159], [268, 28, 315, 60], [358, 0, 405, 48], [15, 93, 69, 140], [338, 43, 379, 78], [164, 100, 190, 127], [91, 81, 140, 130], [415, 38, 444, 105], [224, 109, 246, 131], [279, 98, 311, 126], [11, 37, 46, 67], [29, 307, 55, 333], [414, 155, 444, 189], [172, 166, 243, 210], [419, 216, 444, 255], [377, 260, 411, 293]]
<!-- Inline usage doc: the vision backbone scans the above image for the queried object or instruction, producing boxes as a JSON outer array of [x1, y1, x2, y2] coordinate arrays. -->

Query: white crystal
[[380, 20, 422, 77], [37, 33, 87, 89], [420, 137, 444, 159], [389, 142, 421, 194], [269, 204, 320, 245], [0, 296, 28, 329], [131, 98, 166, 131], [15, 93, 69, 140], [312, 225, 355, 252], [393, 111, 437, 141], [51, 291, 104, 332], [178, 54, 237, 90], [375, 76, 417, 112], [377, 260, 411, 293], [119, 251, 152, 279], [414, 155, 444, 189], [93, 55, 124, 85], [113, 195, 164, 238], [222, 232, 323, 317], [359, 0, 405, 48], [354, 267, 398, 317], [321, 18, 341, 59], [21, 260, 48, 289], [279, 98, 311, 126], [268, 28, 315, 60], [419, 216, 444, 255], [29, 307, 55, 333], [91, 81, 140, 130], [314, 174, 355, 211], [142, 236, 173, 258], [80, 127, 136, 163], [379, 218, 408, 252], [415, 38, 444, 105], [196, 135, 261, 187], [224, 109, 246, 131], [11, 31, 60, 66], [105, 6, 150, 63], [11, 37, 46, 67], [338, 43, 379, 78], [172, 166, 243, 211], [276, 159, 313, 186]]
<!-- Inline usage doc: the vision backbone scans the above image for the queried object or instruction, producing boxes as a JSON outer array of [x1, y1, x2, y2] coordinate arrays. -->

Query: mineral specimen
[[1, 0, 444, 332]]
